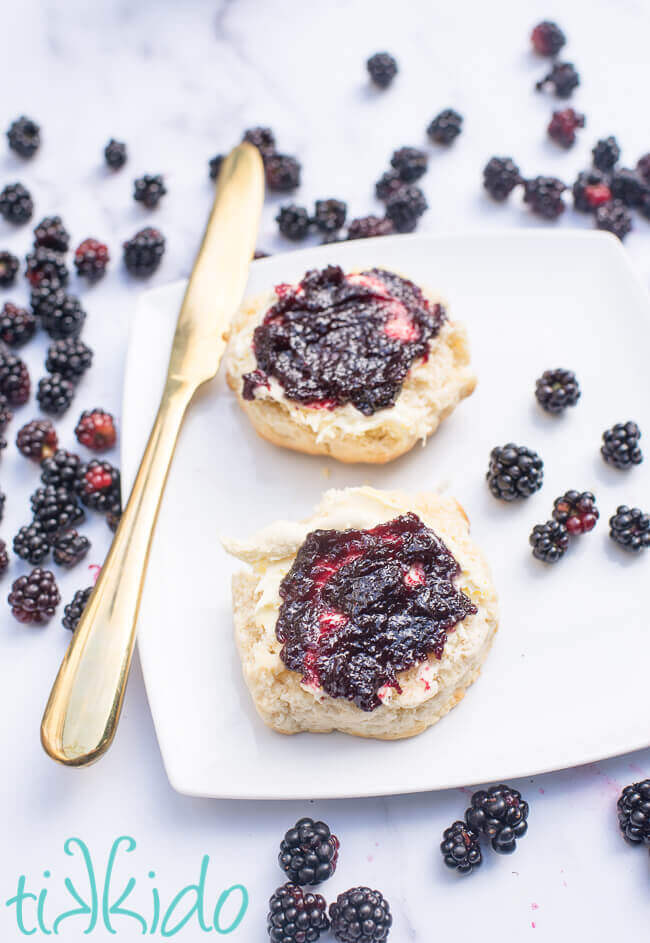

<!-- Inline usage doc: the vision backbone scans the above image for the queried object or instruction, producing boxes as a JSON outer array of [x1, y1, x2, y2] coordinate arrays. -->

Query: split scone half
[[225, 265, 476, 464], [223, 486, 498, 740]]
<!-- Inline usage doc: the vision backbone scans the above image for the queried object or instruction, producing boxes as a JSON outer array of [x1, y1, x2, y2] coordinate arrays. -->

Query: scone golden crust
[[224, 487, 498, 740], [225, 273, 476, 465]]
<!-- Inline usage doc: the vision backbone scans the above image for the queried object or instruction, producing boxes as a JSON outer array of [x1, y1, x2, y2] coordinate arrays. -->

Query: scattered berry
[[547, 108, 585, 148], [427, 108, 463, 145], [347, 216, 394, 240], [535, 367, 580, 414], [440, 821, 482, 874], [45, 338, 92, 385], [531, 20, 566, 56], [75, 409, 116, 451], [16, 419, 57, 461], [53, 530, 90, 568], [7, 116, 40, 158], [592, 136, 620, 173], [0, 349, 30, 405], [279, 818, 339, 886], [62, 586, 92, 631], [595, 200, 632, 241], [483, 157, 522, 201], [76, 458, 120, 512], [617, 780, 650, 844], [329, 888, 392, 942], [30, 279, 64, 320], [572, 170, 611, 212], [0, 251, 19, 288], [385, 184, 427, 232], [104, 138, 127, 170], [242, 126, 276, 160], [552, 490, 599, 535], [313, 199, 347, 234], [40, 293, 85, 340], [0, 302, 36, 347], [0, 183, 33, 224], [123, 227, 165, 276], [366, 52, 398, 89], [487, 443, 544, 500], [8, 567, 60, 623], [133, 174, 166, 209], [601, 421, 643, 469], [25, 247, 68, 288], [265, 154, 301, 191], [536, 61, 580, 98], [375, 170, 404, 202], [36, 373, 75, 416], [268, 883, 329, 943], [30, 485, 84, 536], [0, 539, 8, 574], [33, 216, 69, 252], [390, 147, 428, 182], [208, 154, 223, 181], [610, 168, 646, 207], [276, 205, 311, 241], [609, 506, 650, 553], [74, 238, 109, 281], [523, 176, 566, 219], [530, 520, 569, 563], [41, 449, 82, 490], [13, 522, 50, 565], [466, 784, 529, 853]]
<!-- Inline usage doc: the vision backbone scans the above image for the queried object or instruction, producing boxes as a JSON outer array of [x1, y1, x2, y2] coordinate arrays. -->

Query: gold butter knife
[[41, 142, 265, 766]]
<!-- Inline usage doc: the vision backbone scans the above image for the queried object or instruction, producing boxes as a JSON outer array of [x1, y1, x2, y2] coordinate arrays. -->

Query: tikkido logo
[[5, 836, 248, 936]]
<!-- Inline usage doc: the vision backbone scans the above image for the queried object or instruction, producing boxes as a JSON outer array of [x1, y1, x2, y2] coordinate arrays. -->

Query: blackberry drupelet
[[547, 108, 585, 148], [483, 157, 522, 201], [466, 785, 529, 853], [596, 201, 632, 240], [265, 154, 301, 192], [62, 586, 92, 631], [30, 484, 85, 536], [41, 449, 82, 490], [53, 530, 90, 567], [601, 421, 642, 469], [0, 251, 19, 287], [133, 174, 166, 208], [487, 444, 544, 500], [427, 109, 463, 145], [74, 238, 109, 281], [535, 368, 580, 413], [40, 294, 86, 340], [531, 20, 566, 56], [106, 500, 122, 532], [440, 821, 482, 874], [313, 199, 347, 234], [0, 183, 33, 224], [276, 205, 311, 241], [0, 302, 36, 347], [278, 817, 339, 886], [535, 61, 579, 98], [75, 458, 120, 512], [530, 520, 569, 563], [552, 490, 598, 535], [16, 419, 58, 461], [0, 539, 7, 575], [25, 248, 68, 288], [13, 523, 50, 565], [617, 780, 650, 844], [609, 506, 650, 553], [104, 138, 127, 170], [523, 176, 566, 219], [347, 216, 394, 240], [123, 227, 165, 276], [75, 409, 116, 451], [385, 184, 427, 232], [34, 216, 69, 252], [329, 887, 392, 942], [36, 373, 75, 415], [375, 170, 404, 202], [572, 170, 611, 212], [8, 568, 60, 624], [592, 137, 620, 172], [7, 116, 40, 158], [208, 154, 223, 181], [268, 883, 329, 943], [366, 52, 398, 89], [242, 126, 276, 160], [0, 392, 12, 431], [0, 349, 30, 405], [390, 147, 428, 182]]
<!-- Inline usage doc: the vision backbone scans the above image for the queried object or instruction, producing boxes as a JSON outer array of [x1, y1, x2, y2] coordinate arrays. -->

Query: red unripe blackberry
[[552, 490, 599, 535], [547, 108, 585, 148], [531, 20, 566, 56], [74, 238, 109, 281], [74, 409, 117, 451]]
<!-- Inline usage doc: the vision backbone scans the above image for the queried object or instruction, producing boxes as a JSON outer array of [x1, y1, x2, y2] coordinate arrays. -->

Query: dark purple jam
[[242, 265, 444, 416], [276, 513, 476, 712]]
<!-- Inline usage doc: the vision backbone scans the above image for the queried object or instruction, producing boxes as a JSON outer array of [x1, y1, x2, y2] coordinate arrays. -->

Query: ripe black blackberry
[[639, 192, 650, 221], [41, 449, 81, 490], [523, 176, 566, 220], [265, 154, 301, 192], [610, 168, 646, 207], [487, 443, 544, 500], [276, 205, 311, 241], [535, 61, 579, 98], [45, 338, 93, 385], [0, 349, 30, 405], [347, 216, 394, 240], [601, 421, 643, 469], [427, 108, 463, 145], [375, 170, 404, 202], [466, 784, 529, 854], [34, 216, 69, 252], [30, 279, 64, 320], [208, 154, 223, 181], [25, 248, 68, 288], [535, 368, 580, 414], [104, 138, 127, 170], [13, 523, 50, 565], [106, 499, 122, 532], [609, 506, 650, 553], [385, 184, 427, 233], [7, 116, 40, 158], [242, 126, 276, 160], [440, 821, 482, 874], [36, 373, 75, 416], [268, 883, 329, 943], [572, 170, 611, 212], [76, 459, 121, 512], [592, 136, 620, 173], [279, 817, 339, 886], [8, 568, 60, 624], [62, 585, 92, 631], [75, 409, 116, 451], [0, 251, 19, 287], [133, 174, 166, 209], [367, 52, 398, 88], [74, 238, 109, 281], [531, 20, 566, 56], [483, 157, 522, 202], [40, 294, 86, 340], [595, 201, 632, 241], [0, 539, 8, 574], [390, 147, 428, 182], [30, 484, 85, 536], [16, 419, 57, 461], [0, 302, 36, 347], [617, 780, 650, 844], [313, 199, 347, 234], [548, 108, 585, 148], [0, 393, 12, 431], [552, 490, 599, 535], [0, 183, 34, 224], [53, 530, 90, 567], [123, 227, 165, 276], [530, 520, 569, 563], [329, 888, 392, 943]]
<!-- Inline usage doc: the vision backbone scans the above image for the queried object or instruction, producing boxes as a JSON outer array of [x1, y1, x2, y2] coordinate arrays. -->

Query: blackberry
[[34, 216, 69, 252], [74, 238, 109, 281], [76, 459, 120, 512], [552, 490, 599, 535], [0, 183, 33, 224], [523, 176, 566, 220], [123, 227, 165, 276], [487, 444, 543, 500], [62, 586, 92, 631], [347, 216, 394, 240], [375, 170, 404, 202], [427, 108, 463, 145], [279, 817, 339, 886], [329, 888, 392, 942], [385, 184, 427, 233], [0, 251, 19, 287], [547, 108, 585, 148], [242, 126, 276, 160], [592, 136, 620, 172], [313, 199, 347, 234], [16, 419, 57, 461], [617, 780, 650, 844], [531, 20, 566, 56], [0, 539, 7, 575], [75, 409, 116, 451], [36, 373, 75, 416], [535, 367, 580, 414], [45, 338, 93, 384], [106, 500, 122, 532], [390, 147, 428, 182], [440, 821, 482, 874], [529, 520, 569, 563], [572, 170, 611, 212], [0, 393, 12, 431], [609, 168, 646, 208], [276, 205, 311, 241], [0, 349, 30, 405], [13, 523, 50, 565], [639, 192, 650, 221], [367, 52, 398, 88], [104, 138, 127, 170], [7, 116, 40, 158], [208, 154, 223, 181], [268, 883, 329, 943], [30, 485, 85, 536], [601, 421, 643, 469], [8, 568, 60, 624], [41, 449, 82, 490], [483, 157, 522, 202], [466, 784, 529, 854], [595, 201, 632, 241], [535, 61, 580, 98], [637, 153, 650, 185], [265, 154, 301, 192], [53, 530, 90, 567], [0, 302, 36, 347], [40, 294, 86, 340], [133, 174, 166, 209], [30, 279, 64, 320], [609, 506, 650, 553], [25, 248, 68, 288]]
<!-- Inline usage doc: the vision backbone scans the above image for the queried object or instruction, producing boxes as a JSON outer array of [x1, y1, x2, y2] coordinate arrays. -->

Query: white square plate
[[122, 231, 650, 799]]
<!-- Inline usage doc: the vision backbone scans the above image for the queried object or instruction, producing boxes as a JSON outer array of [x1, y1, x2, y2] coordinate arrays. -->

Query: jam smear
[[276, 513, 477, 711], [242, 265, 444, 416]]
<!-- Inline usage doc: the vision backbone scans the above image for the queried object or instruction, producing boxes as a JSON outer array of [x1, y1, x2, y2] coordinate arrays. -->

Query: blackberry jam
[[242, 266, 443, 416], [276, 513, 476, 711]]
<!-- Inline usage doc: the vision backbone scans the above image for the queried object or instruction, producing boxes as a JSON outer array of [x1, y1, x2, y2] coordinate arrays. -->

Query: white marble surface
[[1, 0, 649, 939]]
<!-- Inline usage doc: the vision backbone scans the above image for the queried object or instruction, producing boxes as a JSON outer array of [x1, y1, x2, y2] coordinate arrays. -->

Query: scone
[[223, 486, 498, 740], [225, 265, 476, 464]]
